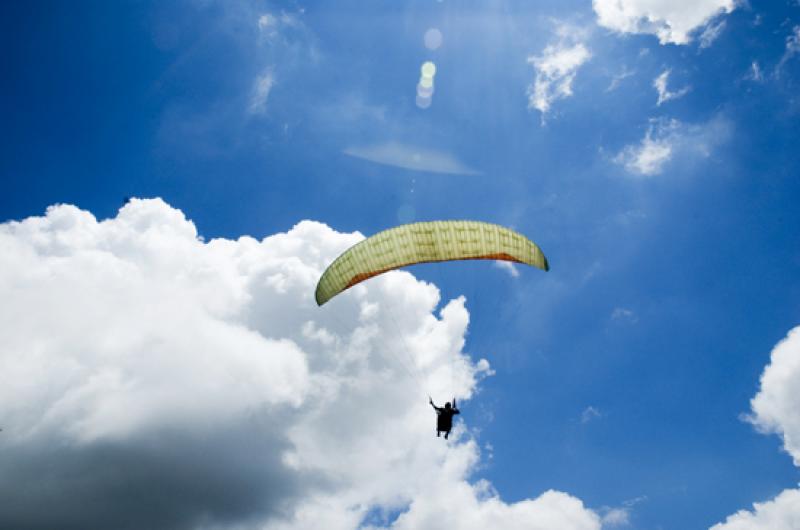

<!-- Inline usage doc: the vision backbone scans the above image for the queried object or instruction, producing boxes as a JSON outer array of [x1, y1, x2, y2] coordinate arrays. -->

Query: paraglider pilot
[[430, 397, 460, 439]]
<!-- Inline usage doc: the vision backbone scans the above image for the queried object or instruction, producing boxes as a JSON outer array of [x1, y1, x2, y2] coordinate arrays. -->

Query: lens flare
[[424, 28, 443, 50], [421, 61, 437, 78], [417, 83, 434, 98]]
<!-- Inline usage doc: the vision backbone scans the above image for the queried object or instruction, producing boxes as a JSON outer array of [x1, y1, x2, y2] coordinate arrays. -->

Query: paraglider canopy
[[315, 220, 549, 306]]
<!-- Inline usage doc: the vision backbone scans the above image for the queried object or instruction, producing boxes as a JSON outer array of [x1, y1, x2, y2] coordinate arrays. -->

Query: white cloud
[[746, 61, 764, 82], [382, 487, 600, 530], [606, 67, 635, 92], [0, 199, 598, 530], [710, 489, 800, 530], [593, 0, 736, 45], [247, 9, 314, 117], [699, 20, 727, 49], [581, 406, 602, 424], [257, 10, 303, 37], [527, 25, 591, 120], [494, 260, 520, 278], [711, 327, 800, 529], [746, 326, 800, 465], [258, 13, 276, 31], [612, 116, 730, 177], [624, 495, 648, 507], [654, 69, 690, 106], [599, 495, 647, 528], [155, 5, 316, 156], [614, 119, 677, 176], [249, 70, 275, 114], [344, 141, 480, 175], [611, 307, 638, 323], [788, 26, 800, 56], [280, 11, 302, 28], [601, 507, 631, 526], [611, 209, 647, 227], [777, 26, 800, 73]]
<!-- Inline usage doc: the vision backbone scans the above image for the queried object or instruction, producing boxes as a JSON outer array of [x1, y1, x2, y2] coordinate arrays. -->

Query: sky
[[1, 1, 800, 529]]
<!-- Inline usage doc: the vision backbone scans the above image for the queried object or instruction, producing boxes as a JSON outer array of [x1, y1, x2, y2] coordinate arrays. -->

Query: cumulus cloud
[[654, 69, 690, 106], [344, 141, 480, 175], [711, 327, 800, 529], [527, 24, 591, 121], [746, 327, 800, 465], [379, 486, 600, 530], [710, 489, 800, 530], [0, 199, 598, 530], [593, 0, 736, 45], [613, 116, 730, 177]]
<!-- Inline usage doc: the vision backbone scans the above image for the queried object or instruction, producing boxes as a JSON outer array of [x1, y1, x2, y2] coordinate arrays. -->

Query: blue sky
[[2, 1, 800, 529]]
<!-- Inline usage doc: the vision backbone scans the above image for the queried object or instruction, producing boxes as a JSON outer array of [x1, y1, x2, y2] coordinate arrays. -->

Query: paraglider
[[430, 397, 459, 439], [314, 220, 549, 306], [314, 220, 549, 438]]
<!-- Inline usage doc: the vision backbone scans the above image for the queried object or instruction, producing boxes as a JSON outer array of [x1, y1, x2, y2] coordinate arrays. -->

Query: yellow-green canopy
[[315, 220, 549, 306]]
